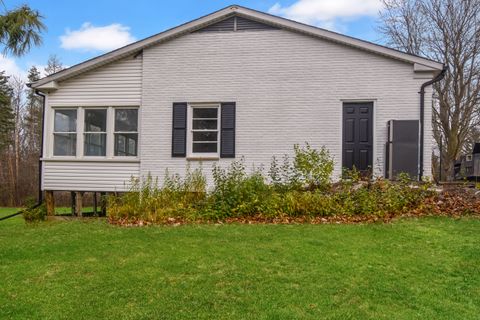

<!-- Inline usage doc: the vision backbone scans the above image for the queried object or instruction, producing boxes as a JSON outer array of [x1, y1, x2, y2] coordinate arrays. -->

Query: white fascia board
[[414, 63, 440, 72], [36, 81, 58, 91]]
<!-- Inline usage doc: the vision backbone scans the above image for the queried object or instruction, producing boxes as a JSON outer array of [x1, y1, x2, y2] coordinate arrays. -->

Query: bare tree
[[8, 76, 26, 202], [44, 54, 64, 76], [379, 0, 480, 180], [378, 0, 427, 55]]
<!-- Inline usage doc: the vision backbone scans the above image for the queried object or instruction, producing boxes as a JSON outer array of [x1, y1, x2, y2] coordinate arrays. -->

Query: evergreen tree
[[0, 71, 13, 153], [24, 66, 42, 152]]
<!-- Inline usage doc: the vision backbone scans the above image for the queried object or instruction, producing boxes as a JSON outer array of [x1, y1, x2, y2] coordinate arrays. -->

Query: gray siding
[[42, 56, 142, 191], [42, 161, 140, 191], [141, 29, 433, 183], [48, 56, 142, 106]]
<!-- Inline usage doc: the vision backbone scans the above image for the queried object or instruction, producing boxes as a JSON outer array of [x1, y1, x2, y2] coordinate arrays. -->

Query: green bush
[[268, 143, 334, 192], [210, 159, 276, 217], [23, 204, 47, 223], [107, 167, 207, 223], [268, 154, 300, 192], [107, 144, 434, 224], [293, 143, 334, 191], [278, 191, 341, 217]]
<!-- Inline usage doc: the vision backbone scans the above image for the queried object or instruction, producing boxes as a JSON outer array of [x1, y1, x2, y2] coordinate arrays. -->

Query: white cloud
[[269, 0, 382, 30], [0, 56, 27, 80], [60, 22, 136, 51]]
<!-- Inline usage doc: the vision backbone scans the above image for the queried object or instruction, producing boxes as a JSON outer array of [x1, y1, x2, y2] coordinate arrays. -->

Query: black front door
[[342, 102, 373, 172]]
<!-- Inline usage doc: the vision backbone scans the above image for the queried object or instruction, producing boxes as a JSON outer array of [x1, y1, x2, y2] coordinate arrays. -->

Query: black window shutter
[[221, 102, 236, 158], [172, 102, 187, 157]]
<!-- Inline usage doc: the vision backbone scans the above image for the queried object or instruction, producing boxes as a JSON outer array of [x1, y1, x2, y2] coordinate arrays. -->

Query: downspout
[[419, 66, 447, 181], [35, 90, 46, 203]]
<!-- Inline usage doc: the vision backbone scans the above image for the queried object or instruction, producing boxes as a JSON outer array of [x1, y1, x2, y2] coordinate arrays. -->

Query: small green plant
[[293, 143, 334, 191], [23, 204, 47, 223], [341, 167, 362, 183], [107, 167, 207, 223], [210, 159, 275, 217], [268, 154, 300, 192]]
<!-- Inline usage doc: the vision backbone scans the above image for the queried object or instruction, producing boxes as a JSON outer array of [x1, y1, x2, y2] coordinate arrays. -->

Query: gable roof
[[30, 5, 443, 89]]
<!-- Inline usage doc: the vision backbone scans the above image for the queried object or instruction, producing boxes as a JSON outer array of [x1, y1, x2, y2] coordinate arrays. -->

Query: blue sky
[[0, 0, 383, 79]]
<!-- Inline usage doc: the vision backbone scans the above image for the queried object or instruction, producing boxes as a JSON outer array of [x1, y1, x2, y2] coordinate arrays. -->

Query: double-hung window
[[114, 109, 138, 156], [53, 109, 77, 156], [84, 109, 107, 156], [190, 105, 219, 156]]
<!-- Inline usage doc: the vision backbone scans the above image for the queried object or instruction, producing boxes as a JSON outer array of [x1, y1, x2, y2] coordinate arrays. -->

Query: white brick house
[[30, 5, 444, 193]]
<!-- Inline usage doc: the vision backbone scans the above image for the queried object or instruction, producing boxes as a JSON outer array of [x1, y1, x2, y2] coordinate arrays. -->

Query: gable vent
[[236, 16, 277, 31], [195, 15, 279, 33], [197, 16, 235, 32]]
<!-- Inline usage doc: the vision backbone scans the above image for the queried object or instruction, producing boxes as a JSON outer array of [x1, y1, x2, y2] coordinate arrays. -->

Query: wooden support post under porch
[[45, 190, 108, 217], [45, 191, 55, 216], [70, 192, 84, 217], [74, 192, 83, 217]]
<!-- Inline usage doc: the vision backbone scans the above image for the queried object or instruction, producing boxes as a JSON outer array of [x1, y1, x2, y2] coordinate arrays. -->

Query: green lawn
[[0, 208, 479, 319]]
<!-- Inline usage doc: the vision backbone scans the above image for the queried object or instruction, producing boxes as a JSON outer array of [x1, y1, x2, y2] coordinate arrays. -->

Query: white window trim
[[187, 103, 221, 159], [50, 106, 140, 160], [52, 108, 78, 158], [113, 107, 140, 158], [83, 107, 108, 157]]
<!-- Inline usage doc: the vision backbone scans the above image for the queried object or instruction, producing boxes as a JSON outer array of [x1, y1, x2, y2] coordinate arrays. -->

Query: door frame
[[339, 99, 377, 174]]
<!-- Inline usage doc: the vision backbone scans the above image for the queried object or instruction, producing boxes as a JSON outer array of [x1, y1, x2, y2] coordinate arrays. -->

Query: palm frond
[[0, 5, 46, 56]]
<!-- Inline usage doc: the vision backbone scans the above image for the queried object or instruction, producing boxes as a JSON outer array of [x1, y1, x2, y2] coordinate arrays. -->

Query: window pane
[[54, 133, 76, 156], [193, 142, 217, 153], [193, 119, 217, 130], [115, 133, 138, 156], [85, 109, 107, 132], [193, 131, 217, 142], [193, 108, 217, 118], [115, 109, 138, 132], [54, 109, 77, 132], [84, 133, 106, 156]]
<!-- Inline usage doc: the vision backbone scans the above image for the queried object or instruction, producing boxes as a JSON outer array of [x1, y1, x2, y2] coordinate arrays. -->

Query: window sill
[[41, 157, 140, 163], [186, 156, 220, 161]]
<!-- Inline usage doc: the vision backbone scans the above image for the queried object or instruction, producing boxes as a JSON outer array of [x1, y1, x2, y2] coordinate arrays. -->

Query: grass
[[0, 207, 96, 218], [0, 208, 479, 319], [0, 208, 23, 219]]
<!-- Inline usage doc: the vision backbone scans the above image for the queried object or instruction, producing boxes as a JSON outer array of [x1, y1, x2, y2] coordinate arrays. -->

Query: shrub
[[278, 191, 342, 217], [23, 204, 47, 223], [293, 143, 334, 191], [107, 167, 207, 223], [268, 154, 301, 192], [268, 143, 334, 192], [210, 159, 275, 217], [107, 144, 435, 225]]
